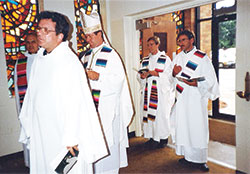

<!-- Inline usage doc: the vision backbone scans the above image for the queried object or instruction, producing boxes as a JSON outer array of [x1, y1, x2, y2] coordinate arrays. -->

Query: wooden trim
[[209, 118, 236, 146]]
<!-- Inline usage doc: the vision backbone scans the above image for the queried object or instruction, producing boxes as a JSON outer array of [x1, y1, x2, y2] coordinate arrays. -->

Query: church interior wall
[[1, 2, 250, 173]]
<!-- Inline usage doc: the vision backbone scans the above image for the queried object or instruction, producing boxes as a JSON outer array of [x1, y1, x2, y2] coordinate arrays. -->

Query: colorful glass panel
[[74, 0, 99, 57], [0, 0, 39, 97], [171, 11, 184, 53]]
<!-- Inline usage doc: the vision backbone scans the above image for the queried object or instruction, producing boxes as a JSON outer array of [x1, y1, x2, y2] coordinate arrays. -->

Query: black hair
[[177, 29, 196, 45], [37, 11, 69, 41], [25, 32, 37, 41], [93, 30, 104, 40]]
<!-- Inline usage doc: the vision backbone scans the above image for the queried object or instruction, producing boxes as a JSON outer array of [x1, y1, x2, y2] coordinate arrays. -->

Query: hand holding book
[[176, 76, 205, 87], [51, 147, 79, 174], [176, 76, 205, 82]]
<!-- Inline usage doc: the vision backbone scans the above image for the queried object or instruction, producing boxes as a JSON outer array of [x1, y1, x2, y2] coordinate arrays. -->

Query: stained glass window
[[74, 0, 99, 57], [0, 0, 39, 97], [171, 11, 184, 53]]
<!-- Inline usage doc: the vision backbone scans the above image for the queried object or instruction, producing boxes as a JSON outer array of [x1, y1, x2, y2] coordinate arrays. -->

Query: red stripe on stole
[[17, 76, 27, 86], [18, 91, 26, 95], [17, 63, 26, 71], [17, 70, 26, 76], [194, 51, 205, 58], [155, 68, 163, 72], [93, 96, 99, 102]]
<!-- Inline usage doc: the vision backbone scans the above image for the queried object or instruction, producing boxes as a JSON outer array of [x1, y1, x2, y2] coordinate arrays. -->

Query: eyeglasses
[[36, 27, 56, 35], [177, 38, 189, 43]]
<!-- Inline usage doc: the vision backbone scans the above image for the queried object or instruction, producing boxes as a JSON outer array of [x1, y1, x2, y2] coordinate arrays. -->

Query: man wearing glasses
[[18, 11, 107, 173], [171, 30, 219, 172]]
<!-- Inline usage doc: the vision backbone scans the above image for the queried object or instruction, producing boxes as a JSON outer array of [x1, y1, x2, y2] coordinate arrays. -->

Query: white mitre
[[80, 9, 102, 34]]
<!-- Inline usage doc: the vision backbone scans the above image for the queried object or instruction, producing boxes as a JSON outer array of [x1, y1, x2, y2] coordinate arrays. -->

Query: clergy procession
[[14, 8, 219, 174]]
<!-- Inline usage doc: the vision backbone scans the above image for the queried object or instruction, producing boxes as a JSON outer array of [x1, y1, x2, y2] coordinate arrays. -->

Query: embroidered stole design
[[96, 59, 107, 67], [148, 80, 158, 121], [16, 57, 28, 108], [155, 56, 166, 73], [143, 82, 148, 123], [143, 80, 158, 122], [176, 50, 204, 95], [142, 55, 166, 123], [186, 60, 198, 71], [92, 89, 101, 109], [142, 59, 149, 67], [176, 84, 184, 93], [84, 46, 111, 111]]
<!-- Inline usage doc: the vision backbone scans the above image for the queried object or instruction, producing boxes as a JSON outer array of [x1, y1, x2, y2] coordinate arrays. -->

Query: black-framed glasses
[[36, 27, 56, 35]]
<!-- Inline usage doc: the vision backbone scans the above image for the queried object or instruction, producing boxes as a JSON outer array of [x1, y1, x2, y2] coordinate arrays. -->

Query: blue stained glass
[[8, 0, 18, 5], [20, 45, 25, 51]]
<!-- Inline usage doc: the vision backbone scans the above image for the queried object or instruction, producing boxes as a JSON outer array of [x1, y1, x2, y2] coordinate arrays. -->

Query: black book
[[54, 148, 79, 174], [138, 68, 149, 74]]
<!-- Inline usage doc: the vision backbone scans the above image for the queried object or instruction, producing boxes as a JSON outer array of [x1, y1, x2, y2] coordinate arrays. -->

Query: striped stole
[[142, 55, 167, 123], [92, 89, 101, 109], [147, 80, 158, 121], [143, 80, 158, 123], [175, 50, 204, 94], [16, 57, 28, 108], [143, 82, 148, 123], [154, 55, 166, 73]]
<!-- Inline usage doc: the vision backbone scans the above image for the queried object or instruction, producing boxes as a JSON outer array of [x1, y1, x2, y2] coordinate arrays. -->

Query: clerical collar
[[184, 47, 194, 54], [43, 50, 51, 56]]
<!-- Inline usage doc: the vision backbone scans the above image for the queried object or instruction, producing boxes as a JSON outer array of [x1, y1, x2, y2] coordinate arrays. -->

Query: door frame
[[124, 0, 219, 136]]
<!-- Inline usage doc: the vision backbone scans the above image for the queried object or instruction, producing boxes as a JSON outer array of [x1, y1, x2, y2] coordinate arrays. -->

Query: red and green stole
[[16, 57, 28, 108]]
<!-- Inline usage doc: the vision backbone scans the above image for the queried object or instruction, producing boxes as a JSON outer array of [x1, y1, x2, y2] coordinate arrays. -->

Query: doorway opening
[[136, 0, 236, 169], [196, 0, 236, 121]]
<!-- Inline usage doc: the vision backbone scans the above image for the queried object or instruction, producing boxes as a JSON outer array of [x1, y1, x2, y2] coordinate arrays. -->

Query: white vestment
[[19, 41, 108, 174], [137, 51, 175, 142], [82, 43, 134, 173], [171, 47, 220, 163], [14, 51, 36, 167]]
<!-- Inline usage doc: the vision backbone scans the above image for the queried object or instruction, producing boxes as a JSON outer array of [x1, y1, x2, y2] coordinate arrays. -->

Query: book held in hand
[[51, 148, 79, 174], [176, 76, 205, 82], [132, 67, 149, 74], [138, 68, 149, 74]]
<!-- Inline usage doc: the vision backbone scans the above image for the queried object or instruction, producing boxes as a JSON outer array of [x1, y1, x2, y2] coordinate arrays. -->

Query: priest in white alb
[[137, 36, 175, 149], [80, 9, 134, 174], [18, 11, 108, 174], [171, 30, 220, 172]]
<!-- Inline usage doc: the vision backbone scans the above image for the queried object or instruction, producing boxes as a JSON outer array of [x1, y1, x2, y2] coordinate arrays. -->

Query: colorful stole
[[84, 46, 111, 110], [142, 55, 167, 123], [92, 89, 101, 109], [176, 50, 205, 94], [154, 55, 166, 73], [16, 57, 28, 108], [147, 80, 158, 121], [143, 80, 158, 122], [143, 82, 148, 123]]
